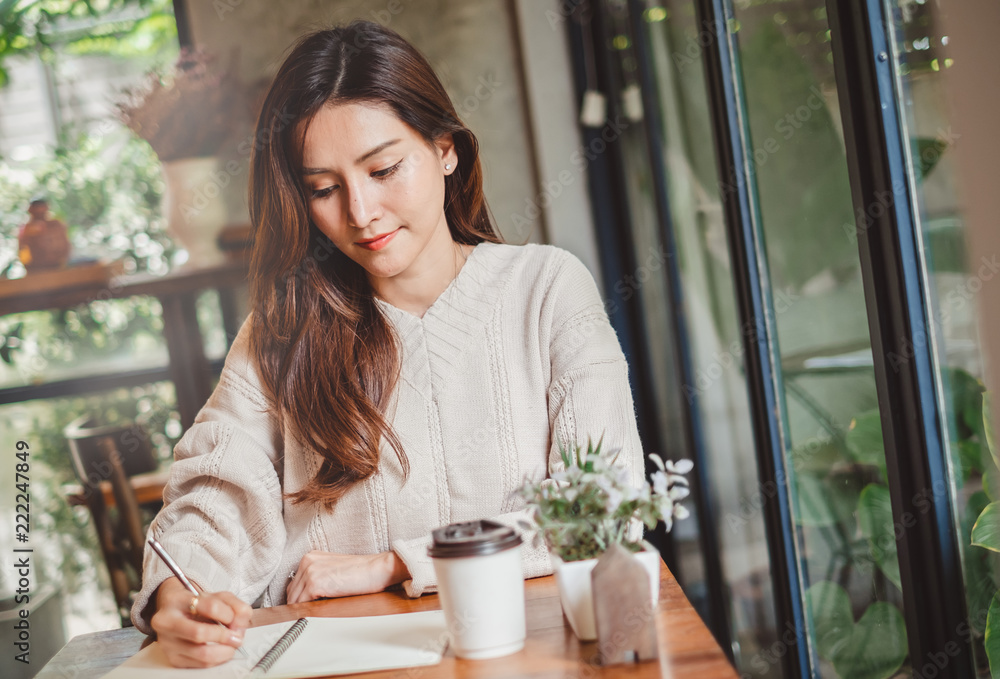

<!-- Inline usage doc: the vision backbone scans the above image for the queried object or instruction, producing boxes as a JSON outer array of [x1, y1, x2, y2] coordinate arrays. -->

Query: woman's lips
[[356, 228, 399, 251]]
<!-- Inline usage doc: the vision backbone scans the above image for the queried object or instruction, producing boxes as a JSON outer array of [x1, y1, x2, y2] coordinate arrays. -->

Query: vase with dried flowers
[[117, 48, 251, 267], [517, 439, 693, 640]]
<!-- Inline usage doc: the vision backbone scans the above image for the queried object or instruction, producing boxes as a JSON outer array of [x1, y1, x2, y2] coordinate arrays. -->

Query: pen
[[148, 538, 247, 658]]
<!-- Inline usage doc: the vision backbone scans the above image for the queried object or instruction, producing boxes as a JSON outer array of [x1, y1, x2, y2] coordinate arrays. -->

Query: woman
[[134, 20, 644, 667]]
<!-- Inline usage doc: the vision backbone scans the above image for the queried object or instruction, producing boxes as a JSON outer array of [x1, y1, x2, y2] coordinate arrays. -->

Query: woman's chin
[[358, 254, 408, 281]]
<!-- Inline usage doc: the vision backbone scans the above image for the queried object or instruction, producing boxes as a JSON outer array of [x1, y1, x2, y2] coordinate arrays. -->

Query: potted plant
[[116, 48, 251, 267], [518, 439, 693, 640]]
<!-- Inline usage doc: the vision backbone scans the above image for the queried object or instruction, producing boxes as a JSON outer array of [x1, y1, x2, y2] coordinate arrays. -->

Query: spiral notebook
[[100, 609, 448, 679]]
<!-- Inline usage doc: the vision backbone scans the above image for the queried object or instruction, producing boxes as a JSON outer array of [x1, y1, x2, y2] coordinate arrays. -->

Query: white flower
[[648, 453, 666, 472], [651, 470, 669, 496], [665, 458, 694, 475], [673, 504, 690, 520], [669, 486, 690, 501], [604, 486, 624, 513], [621, 482, 641, 501]]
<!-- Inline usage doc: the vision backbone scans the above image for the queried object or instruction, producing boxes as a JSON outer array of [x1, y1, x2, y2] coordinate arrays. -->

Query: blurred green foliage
[[1, 382, 182, 592], [0, 0, 187, 621], [0, 0, 176, 86], [0, 126, 180, 376]]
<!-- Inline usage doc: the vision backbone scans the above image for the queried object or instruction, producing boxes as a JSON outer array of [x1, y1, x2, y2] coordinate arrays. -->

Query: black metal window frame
[[826, 0, 973, 676], [688, 0, 814, 676], [564, 0, 737, 656], [566, 0, 976, 675]]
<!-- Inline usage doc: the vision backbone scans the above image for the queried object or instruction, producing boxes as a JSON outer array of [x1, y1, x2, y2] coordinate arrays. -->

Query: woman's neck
[[370, 240, 474, 318]]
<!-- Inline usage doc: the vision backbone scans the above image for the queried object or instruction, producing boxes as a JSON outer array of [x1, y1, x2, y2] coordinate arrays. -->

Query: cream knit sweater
[[131, 241, 645, 633]]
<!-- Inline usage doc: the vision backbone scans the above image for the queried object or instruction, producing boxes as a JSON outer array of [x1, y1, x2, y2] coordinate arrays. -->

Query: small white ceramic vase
[[551, 547, 661, 641], [160, 156, 228, 268]]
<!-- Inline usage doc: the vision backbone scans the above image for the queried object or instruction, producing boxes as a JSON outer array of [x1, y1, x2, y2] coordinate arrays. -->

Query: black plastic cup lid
[[427, 520, 523, 558]]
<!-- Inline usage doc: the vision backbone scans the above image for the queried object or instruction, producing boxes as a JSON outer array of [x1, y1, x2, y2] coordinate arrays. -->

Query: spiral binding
[[252, 618, 309, 675]]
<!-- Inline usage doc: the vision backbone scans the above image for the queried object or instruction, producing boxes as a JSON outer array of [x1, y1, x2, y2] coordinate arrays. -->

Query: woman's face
[[300, 102, 457, 282]]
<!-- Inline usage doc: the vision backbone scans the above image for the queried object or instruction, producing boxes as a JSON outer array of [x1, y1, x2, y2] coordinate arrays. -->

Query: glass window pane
[[641, 1, 784, 673], [888, 1, 994, 675], [728, 0, 911, 676]]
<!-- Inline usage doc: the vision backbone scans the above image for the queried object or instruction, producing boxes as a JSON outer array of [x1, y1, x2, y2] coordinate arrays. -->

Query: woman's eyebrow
[[302, 138, 402, 175]]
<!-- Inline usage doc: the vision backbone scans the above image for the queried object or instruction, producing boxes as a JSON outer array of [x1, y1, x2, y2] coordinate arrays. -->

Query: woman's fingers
[[286, 551, 402, 603], [163, 636, 240, 668], [191, 591, 249, 633], [215, 591, 253, 630], [286, 568, 305, 604], [151, 578, 249, 667], [173, 611, 244, 646]]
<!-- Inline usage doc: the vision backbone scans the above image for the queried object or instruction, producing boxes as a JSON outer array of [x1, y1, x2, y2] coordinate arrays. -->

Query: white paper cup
[[429, 520, 526, 659]]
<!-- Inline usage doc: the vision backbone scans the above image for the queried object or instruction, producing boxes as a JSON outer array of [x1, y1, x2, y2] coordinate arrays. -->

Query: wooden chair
[[64, 416, 159, 627]]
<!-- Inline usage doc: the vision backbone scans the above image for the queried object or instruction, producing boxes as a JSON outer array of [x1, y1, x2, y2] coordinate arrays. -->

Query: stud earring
[[445, 164, 452, 171]]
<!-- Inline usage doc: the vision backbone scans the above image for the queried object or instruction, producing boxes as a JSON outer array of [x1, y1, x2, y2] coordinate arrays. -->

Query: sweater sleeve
[[391, 507, 551, 598], [130, 319, 286, 634], [392, 249, 646, 597], [544, 250, 646, 534]]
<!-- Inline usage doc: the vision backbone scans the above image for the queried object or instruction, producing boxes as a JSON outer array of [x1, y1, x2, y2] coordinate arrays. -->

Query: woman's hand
[[150, 577, 252, 668], [286, 551, 410, 604]]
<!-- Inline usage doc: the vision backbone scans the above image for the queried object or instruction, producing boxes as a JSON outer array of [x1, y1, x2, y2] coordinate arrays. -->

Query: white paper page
[[99, 611, 447, 679], [263, 610, 448, 679], [100, 620, 296, 679]]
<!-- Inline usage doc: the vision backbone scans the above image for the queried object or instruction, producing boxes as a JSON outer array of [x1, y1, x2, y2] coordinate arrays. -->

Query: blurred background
[[0, 1, 997, 678]]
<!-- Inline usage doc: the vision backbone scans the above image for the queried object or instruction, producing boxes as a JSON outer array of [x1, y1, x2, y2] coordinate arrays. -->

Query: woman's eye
[[372, 160, 402, 179], [311, 186, 337, 199]]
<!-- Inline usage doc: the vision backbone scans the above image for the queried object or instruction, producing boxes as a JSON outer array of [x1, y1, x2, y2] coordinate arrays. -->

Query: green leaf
[[964, 545, 996, 635], [940, 367, 986, 441], [846, 410, 888, 480], [987, 593, 1000, 679], [954, 439, 982, 484], [973, 502, 1000, 553], [952, 368, 987, 439], [858, 484, 902, 590], [806, 581, 853, 660], [912, 136, 948, 179], [831, 602, 908, 679], [806, 581, 909, 679], [986, 462, 1000, 503]]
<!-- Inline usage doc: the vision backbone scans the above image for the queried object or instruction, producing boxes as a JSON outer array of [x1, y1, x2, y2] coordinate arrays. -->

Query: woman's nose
[[345, 182, 380, 229]]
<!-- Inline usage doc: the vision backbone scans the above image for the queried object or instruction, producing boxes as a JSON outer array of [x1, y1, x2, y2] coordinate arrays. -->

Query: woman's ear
[[434, 133, 458, 173]]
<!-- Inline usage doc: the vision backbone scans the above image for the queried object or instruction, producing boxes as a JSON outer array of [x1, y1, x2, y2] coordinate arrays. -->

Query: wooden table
[[35, 562, 737, 679], [0, 257, 249, 429]]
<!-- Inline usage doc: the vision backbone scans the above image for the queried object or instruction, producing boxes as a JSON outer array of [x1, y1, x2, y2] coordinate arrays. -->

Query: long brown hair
[[247, 21, 501, 507]]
